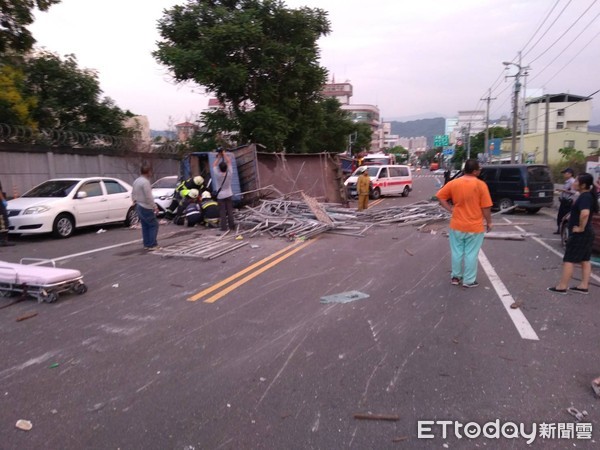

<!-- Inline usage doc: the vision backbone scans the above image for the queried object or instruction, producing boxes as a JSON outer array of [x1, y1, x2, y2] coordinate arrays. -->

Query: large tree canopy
[[0, 0, 61, 55], [20, 51, 132, 134], [154, 0, 353, 153]]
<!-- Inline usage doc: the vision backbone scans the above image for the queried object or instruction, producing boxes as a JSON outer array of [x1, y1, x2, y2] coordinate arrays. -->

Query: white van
[[344, 165, 413, 199]]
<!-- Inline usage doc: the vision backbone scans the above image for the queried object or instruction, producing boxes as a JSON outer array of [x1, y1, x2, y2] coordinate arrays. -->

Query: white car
[[151, 176, 178, 215], [7, 177, 137, 238]]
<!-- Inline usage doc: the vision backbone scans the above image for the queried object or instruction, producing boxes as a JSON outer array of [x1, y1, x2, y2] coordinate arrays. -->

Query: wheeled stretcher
[[0, 258, 87, 303]]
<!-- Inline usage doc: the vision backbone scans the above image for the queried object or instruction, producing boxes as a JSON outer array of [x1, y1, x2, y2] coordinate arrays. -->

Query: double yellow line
[[368, 198, 385, 208], [187, 238, 317, 303]]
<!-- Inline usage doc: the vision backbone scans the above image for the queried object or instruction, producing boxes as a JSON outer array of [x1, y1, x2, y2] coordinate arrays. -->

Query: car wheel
[[526, 208, 541, 214], [52, 213, 75, 238], [401, 186, 410, 197], [371, 188, 381, 200], [498, 198, 514, 214], [125, 206, 139, 227]]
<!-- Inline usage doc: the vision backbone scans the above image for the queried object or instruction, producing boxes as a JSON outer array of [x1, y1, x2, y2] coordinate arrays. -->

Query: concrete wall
[[0, 143, 179, 198]]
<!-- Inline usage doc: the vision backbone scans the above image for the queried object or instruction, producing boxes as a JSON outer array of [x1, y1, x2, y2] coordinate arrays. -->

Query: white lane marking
[[508, 219, 600, 283], [478, 250, 540, 341], [31, 239, 142, 265]]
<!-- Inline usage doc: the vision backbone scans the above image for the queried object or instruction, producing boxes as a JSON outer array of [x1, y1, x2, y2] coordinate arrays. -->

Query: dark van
[[478, 164, 554, 214]]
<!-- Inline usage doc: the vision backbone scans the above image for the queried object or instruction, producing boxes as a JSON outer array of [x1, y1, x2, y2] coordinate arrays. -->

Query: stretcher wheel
[[42, 292, 59, 303], [74, 283, 88, 295], [0, 284, 17, 297]]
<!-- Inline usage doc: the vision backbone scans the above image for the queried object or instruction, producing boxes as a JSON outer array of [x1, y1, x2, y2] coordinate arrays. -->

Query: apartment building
[[525, 93, 592, 133]]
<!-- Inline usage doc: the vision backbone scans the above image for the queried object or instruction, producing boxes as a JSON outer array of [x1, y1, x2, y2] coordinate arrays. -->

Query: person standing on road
[[212, 150, 236, 232], [548, 173, 598, 295], [554, 167, 576, 234], [436, 159, 493, 288], [0, 178, 15, 247], [132, 164, 160, 250], [357, 168, 371, 211]]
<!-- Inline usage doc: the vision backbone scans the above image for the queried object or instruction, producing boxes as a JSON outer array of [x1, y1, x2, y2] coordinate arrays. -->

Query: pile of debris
[[235, 195, 450, 239]]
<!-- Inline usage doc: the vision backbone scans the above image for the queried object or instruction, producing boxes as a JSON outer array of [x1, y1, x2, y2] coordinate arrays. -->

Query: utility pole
[[481, 89, 496, 162], [543, 94, 550, 164], [519, 68, 529, 163], [503, 52, 529, 164], [466, 122, 472, 159]]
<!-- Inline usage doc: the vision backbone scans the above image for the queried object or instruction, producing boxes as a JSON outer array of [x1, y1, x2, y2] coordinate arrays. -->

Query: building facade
[[525, 94, 592, 134]]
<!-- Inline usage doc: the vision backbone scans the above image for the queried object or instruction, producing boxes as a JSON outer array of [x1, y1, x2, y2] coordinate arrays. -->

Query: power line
[[528, 0, 597, 65], [529, 11, 600, 85], [522, 0, 573, 60], [520, 0, 563, 55]]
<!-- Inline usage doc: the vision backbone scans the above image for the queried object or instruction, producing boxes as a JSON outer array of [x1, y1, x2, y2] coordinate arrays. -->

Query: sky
[[30, 0, 600, 130]]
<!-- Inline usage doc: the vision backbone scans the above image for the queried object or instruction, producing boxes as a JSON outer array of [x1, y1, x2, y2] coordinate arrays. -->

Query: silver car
[[151, 176, 178, 216]]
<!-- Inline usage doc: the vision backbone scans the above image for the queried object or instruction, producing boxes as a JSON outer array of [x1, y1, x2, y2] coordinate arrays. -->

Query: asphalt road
[[1, 174, 598, 449]]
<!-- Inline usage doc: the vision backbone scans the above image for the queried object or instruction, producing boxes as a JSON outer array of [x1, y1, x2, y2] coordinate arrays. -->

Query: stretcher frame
[[0, 258, 87, 303]]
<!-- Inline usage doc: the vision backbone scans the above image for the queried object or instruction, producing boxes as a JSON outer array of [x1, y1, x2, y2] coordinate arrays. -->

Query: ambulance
[[344, 165, 413, 199]]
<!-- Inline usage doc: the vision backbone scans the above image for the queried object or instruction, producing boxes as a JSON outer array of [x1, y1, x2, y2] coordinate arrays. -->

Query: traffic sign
[[434, 135, 449, 147]]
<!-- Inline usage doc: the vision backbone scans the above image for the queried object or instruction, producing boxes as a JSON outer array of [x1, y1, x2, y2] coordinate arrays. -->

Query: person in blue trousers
[[132, 164, 160, 250]]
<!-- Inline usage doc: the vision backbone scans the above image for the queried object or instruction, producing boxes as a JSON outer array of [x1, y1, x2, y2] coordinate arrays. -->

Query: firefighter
[[356, 168, 371, 211], [173, 189, 200, 225], [166, 175, 205, 218], [200, 191, 219, 228], [183, 194, 203, 227]]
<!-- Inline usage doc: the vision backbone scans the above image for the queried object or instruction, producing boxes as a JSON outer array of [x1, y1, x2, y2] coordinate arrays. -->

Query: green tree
[[21, 51, 133, 135], [0, 64, 36, 126], [0, 0, 61, 55], [387, 145, 408, 163], [154, 0, 352, 153]]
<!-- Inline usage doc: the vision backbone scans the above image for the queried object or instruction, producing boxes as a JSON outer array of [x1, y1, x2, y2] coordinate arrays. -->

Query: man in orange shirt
[[436, 159, 493, 288]]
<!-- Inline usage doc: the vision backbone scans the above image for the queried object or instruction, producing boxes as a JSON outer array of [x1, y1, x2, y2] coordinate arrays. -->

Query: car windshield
[[352, 167, 379, 177], [23, 180, 79, 198], [152, 177, 178, 189], [527, 166, 552, 182]]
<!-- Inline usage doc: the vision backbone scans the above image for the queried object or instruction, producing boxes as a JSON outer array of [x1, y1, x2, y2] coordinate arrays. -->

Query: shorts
[[563, 230, 594, 263]]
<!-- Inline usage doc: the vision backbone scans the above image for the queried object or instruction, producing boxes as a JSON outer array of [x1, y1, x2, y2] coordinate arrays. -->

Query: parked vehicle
[[560, 197, 600, 253], [6, 177, 137, 238], [344, 165, 412, 199], [478, 164, 554, 214], [152, 175, 178, 216]]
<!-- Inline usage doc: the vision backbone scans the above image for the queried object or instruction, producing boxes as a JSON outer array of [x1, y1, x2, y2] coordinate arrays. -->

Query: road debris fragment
[[592, 376, 600, 397], [16, 312, 38, 322], [566, 406, 588, 421], [321, 291, 370, 304], [353, 412, 400, 421], [15, 419, 32, 431]]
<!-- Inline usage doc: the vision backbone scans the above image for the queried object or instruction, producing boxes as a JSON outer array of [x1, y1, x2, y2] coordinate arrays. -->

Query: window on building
[[564, 140, 575, 148], [588, 140, 599, 149], [556, 122, 564, 129], [557, 109, 564, 117]]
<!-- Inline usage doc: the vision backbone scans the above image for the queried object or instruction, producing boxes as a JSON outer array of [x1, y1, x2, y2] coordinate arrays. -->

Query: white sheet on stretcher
[[0, 261, 82, 285]]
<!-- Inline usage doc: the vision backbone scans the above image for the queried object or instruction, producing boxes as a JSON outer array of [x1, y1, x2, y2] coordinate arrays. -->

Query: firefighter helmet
[[188, 189, 199, 199], [193, 176, 204, 186], [201, 191, 212, 200]]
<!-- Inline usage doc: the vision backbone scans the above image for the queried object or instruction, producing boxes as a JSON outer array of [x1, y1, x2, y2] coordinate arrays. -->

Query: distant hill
[[390, 117, 446, 147], [590, 124, 600, 133]]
